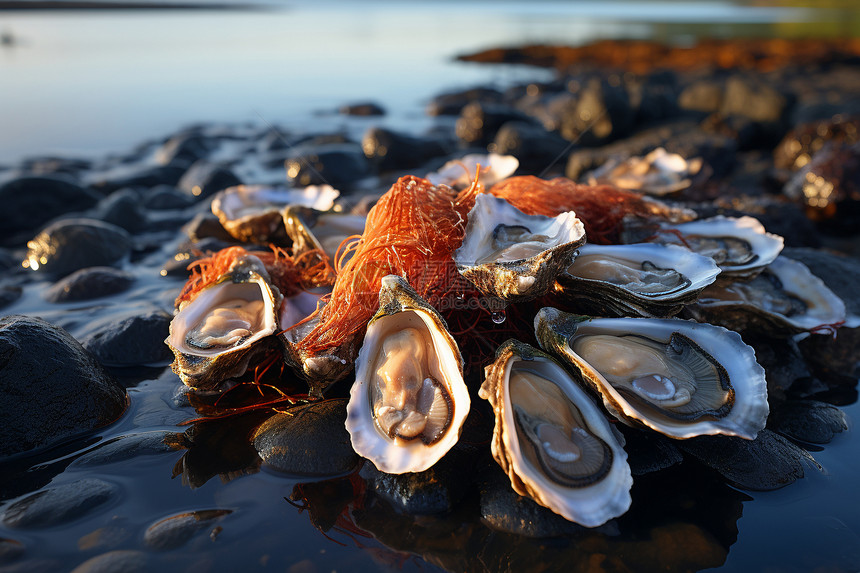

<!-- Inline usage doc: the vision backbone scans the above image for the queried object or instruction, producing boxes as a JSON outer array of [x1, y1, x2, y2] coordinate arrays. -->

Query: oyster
[[166, 253, 282, 390], [535, 307, 769, 440], [685, 255, 846, 336], [624, 216, 784, 280], [453, 193, 586, 302], [585, 147, 704, 196], [480, 340, 632, 527], [282, 205, 366, 264], [558, 243, 720, 318], [345, 275, 470, 473], [211, 184, 339, 244], [426, 153, 519, 189]]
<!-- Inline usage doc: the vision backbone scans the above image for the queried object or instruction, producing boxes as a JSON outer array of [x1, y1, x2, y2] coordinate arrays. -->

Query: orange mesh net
[[489, 176, 674, 245], [296, 175, 479, 357]]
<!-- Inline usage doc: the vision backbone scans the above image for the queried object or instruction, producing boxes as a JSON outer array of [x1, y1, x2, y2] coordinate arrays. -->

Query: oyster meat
[[454, 193, 586, 302], [480, 340, 632, 527], [166, 253, 282, 390], [558, 243, 720, 317], [535, 307, 769, 440], [345, 275, 470, 474], [686, 255, 846, 336]]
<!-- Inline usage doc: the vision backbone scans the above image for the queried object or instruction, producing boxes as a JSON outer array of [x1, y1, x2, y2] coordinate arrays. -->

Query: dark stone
[[360, 447, 475, 515], [720, 75, 793, 123], [559, 77, 635, 146], [182, 213, 237, 243], [178, 161, 241, 200], [746, 336, 815, 399], [88, 189, 146, 234], [155, 133, 215, 166], [284, 143, 372, 189], [492, 121, 571, 172], [628, 73, 680, 124], [477, 459, 585, 537], [703, 113, 789, 151], [24, 219, 132, 279], [798, 328, 860, 388], [142, 185, 196, 210], [252, 400, 358, 476], [677, 429, 813, 491], [769, 400, 847, 444], [361, 127, 448, 171], [0, 316, 127, 458], [455, 102, 534, 146], [81, 310, 173, 367], [44, 267, 135, 303], [0, 177, 101, 244], [427, 86, 504, 116], [143, 509, 231, 551], [2, 478, 118, 528], [0, 284, 22, 310], [91, 165, 187, 194], [339, 102, 386, 116], [774, 115, 860, 170], [70, 431, 176, 468], [69, 550, 149, 573], [19, 156, 91, 178], [678, 79, 724, 114], [617, 426, 683, 476]]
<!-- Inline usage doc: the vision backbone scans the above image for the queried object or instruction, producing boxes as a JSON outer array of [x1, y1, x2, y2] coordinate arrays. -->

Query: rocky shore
[[0, 37, 859, 572]]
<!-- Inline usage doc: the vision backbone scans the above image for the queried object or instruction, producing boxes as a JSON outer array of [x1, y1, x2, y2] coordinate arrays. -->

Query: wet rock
[[19, 156, 92, 178], [182, 213, 237, 243], [720, 75, 793, 123], [155, 133, 214, 166], [44, 267, 135, 303], [798, 328, 860, 388], [784, 141, 860, 234], [677, 429, 813, 491], [88, 189, 147, 234], [704, 113, 788, 151], [628, 71, 681, 124], [252, 399, 358, 476], [339, 101, 385, 116], [0, 284, 22, 310], [617, 427, 683, 476], [81, 310, 173, 367], [774, 115, 860, 171], [360, 447, 475, 515], [769, 400, 847, 444], [178, 161, 241, 200], [77, 519, 133, 552], [427, 86, 504, 116], [559, 77, 635, 146], [142, 185, 196, 210], [456, 102, 534, 146], [492, 121, 570, 173], [70, 550, 148, 573], [478, 460, 585, 537], [284, 143, 372, 190], [71, 432, 177, 468], [361, 127, 447, 171], [143, 509, 231, 551], [0, 316, 126, 457], [91, 165, 187, 193], [0, 176, 101, 244], [678, 79, 724, 114], [25, 219, 132, 279], [746, 336, 814, 398], [2, 478, 118, 528]]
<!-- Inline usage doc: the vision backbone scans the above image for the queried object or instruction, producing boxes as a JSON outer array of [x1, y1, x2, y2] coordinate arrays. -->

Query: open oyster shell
[[535, 307, 769, 440], [453, 193, 586, 302], [166, 253, 282, 390], [211, 184, 339, 244], [282, 205, 366, 264], [585, 147, 704, 197], [557, 243, 720, 318], [426, 153, 519, 189], [345, 275, 470, 474], [624, 215, 784, 280], [685, 255, 846, 336], [480, 339, 632, 527]]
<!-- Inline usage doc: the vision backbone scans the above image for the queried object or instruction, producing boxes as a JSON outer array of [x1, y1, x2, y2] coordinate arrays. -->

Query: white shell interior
[[311, 213, 367, 262], [168, 278, 277, 356], [566, 243, 720, 300], [426, 153, 519, 188], [454, 193, 585, 266], [346, 306, 470, 474], [655, 215, 783, 275], [542, 312, 769, 440], [213, 184, 339, 222], [696, 255, 846, 330], [491, 355, 632, 527]]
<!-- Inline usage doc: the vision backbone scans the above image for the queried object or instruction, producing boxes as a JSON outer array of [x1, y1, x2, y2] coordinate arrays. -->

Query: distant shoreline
[[0, 1, 268, 10]]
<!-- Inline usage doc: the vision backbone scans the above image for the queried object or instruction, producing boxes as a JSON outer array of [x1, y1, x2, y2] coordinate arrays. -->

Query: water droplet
[[491, 310, 506, 324]]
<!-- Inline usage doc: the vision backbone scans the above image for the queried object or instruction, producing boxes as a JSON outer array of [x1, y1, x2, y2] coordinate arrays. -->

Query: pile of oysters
[[165, 154, 848, 528]]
